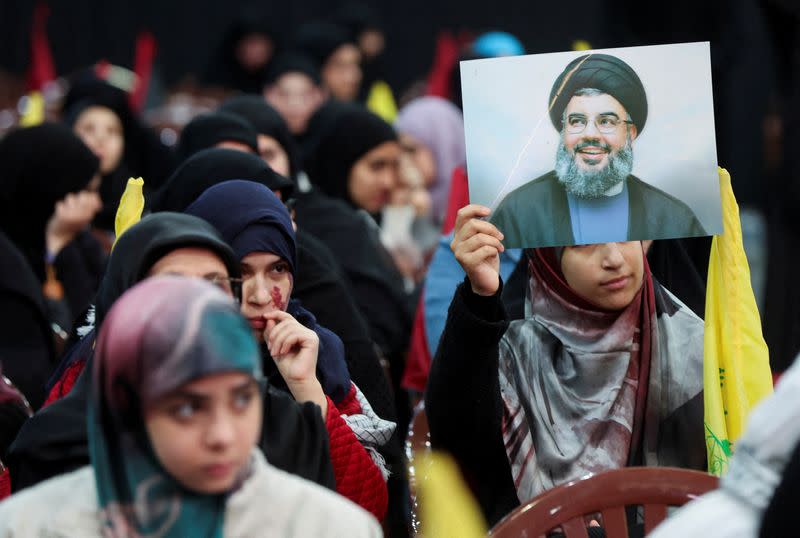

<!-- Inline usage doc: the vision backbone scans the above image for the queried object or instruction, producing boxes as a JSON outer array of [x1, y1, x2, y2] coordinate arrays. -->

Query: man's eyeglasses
[[205, 275, 244, 304], [564, 113, 634, 135]]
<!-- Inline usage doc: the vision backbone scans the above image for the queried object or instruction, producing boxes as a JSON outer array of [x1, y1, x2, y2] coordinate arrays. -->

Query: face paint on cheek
[[270, 286, 285, 310]]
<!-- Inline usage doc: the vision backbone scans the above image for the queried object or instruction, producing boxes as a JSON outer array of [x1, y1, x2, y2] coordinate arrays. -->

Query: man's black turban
[[548, 53, 648, 134]]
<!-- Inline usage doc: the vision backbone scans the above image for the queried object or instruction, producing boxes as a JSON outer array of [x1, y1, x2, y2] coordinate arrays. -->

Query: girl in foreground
[[425, 205, 706, 525], [0, 276, 380, 537]]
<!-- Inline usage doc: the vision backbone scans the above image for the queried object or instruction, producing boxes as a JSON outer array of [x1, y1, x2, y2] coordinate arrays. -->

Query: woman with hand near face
[[0, 277, 381, 537], [425, 204, 706, 526], [186, 180, 394, 520]]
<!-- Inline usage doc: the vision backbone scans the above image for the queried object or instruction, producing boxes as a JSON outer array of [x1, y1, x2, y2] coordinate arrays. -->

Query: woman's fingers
[[456, 232, 505, 257], [453, 204, 491, 235], [459, 245, 502, 268], [453, 215, 503, 244]]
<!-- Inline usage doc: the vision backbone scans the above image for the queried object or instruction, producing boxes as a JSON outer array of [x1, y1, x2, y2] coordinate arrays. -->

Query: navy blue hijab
[[185, 180, 350, 402]]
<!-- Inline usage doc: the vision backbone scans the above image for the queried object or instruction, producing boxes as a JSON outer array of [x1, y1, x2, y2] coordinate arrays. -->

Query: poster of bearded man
[[462, 42, 722, 248]]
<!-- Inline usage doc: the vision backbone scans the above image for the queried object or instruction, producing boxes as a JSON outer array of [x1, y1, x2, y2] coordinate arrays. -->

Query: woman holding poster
[[424, 204, 706, 525]]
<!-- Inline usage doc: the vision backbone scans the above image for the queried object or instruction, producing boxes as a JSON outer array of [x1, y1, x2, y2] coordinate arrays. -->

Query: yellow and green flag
[[704, 168, 773, 476], [112, 177, 145, 250]]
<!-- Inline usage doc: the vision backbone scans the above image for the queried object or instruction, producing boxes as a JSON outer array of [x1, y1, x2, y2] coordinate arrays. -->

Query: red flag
[[26, 1, 56, 92]]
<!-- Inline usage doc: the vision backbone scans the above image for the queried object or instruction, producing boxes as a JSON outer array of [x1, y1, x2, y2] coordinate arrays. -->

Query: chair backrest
[[406, 400, 431, 537], [489, 467, 719, 538]]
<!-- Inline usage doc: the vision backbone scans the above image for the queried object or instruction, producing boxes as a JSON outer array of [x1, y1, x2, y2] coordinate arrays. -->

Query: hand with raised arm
[[450, 204, 505, 296]]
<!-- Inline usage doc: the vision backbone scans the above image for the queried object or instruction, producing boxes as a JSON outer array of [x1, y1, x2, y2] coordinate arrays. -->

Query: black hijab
[[7, 213, 335, 491], [0, 123, 100, 281], [173, 112, 259, 166], [93, 213, 240, 326], [293, 21, 356, 71], [263, 51, 322, 88], [218, 95, 302, 181], [303, 102, 396, 208], [152, 147, 294, 213]]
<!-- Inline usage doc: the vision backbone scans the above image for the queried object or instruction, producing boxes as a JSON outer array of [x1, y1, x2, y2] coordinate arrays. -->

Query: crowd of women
[[0, 3, 799, 537]]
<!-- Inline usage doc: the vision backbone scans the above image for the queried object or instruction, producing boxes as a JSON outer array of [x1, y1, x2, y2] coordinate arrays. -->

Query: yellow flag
[[112, 177, 145, 250], [417, 451, 486, 538], [704, 168, 773, 476], [366, 81, 398, 123], [18, 92, 46, 127]]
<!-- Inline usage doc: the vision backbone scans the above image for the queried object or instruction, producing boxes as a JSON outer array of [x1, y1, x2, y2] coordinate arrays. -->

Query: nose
[[600, 242, 625, 269], [245, 275, 270, 306], [382, 168, 397, 190], [204, 410, 236, 450]]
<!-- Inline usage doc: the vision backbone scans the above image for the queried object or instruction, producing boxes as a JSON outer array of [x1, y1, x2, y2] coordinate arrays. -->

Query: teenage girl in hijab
[[203, 14, 281, 94], [293, 21, 362, 103], [425, 205, 705, 526], [218, 95, 300, 180], [162, 131, 398, 428], [0, 277, 381, 537], [8, 214, 335, 495], [63, 74, 173, 237], [298, 102, 413, 401], [262, 52, 327, 149], [0, 123, 105, 338], [186, 180, 394, 519]]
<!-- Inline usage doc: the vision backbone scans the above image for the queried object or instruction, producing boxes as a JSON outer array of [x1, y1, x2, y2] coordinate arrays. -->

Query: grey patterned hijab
[[498, 248, 704, 501]]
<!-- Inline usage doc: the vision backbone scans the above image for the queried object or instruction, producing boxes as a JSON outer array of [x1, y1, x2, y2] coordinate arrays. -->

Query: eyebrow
[[168, 379, 257, 401], [202, 271, 226, 280], [568, 112, 621, 119]]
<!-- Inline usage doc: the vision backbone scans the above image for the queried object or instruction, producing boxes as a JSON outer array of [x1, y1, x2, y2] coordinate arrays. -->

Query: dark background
[[2, 0, 800, 368], [0, 0, 615, 93]]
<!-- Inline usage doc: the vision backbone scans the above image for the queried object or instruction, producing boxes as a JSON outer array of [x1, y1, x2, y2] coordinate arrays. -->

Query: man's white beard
[[554, 139, 634, 198]]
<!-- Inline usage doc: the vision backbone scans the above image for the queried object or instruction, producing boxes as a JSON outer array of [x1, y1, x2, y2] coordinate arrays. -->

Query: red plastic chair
[[489, 467, 718, 538]]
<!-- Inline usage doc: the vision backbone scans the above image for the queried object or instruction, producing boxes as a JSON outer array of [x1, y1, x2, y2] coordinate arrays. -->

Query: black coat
[[490, 172, 707, 248], [0, 232, 55, 410]]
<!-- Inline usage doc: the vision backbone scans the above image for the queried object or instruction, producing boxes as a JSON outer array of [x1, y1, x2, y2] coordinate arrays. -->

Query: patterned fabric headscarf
[[88, 276, 262, 537], [498, 246, 705, 501]]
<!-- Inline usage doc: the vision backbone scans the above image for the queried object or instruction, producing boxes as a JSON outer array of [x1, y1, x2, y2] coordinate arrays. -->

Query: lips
[[248, 317, 266, 330], [203, 462, 234, 479], [600, 275, 630, 291]]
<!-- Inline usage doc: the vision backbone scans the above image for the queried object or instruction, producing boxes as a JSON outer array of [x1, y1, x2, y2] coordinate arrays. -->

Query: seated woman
[[152, 147, 396, 427], [0, 123, 105, 360], [186, 180, 394, 519], [0, 277, 380, 536], [299, 102, 413, 397], [425, 204, 706, 526], [8, 213, 335, 494]]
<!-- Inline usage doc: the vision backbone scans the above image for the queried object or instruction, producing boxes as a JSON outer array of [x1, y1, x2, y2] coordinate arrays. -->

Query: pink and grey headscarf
[[88, 276, 262, 537], [499, 247, 705, 501], [395, 96, 466, 223]]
